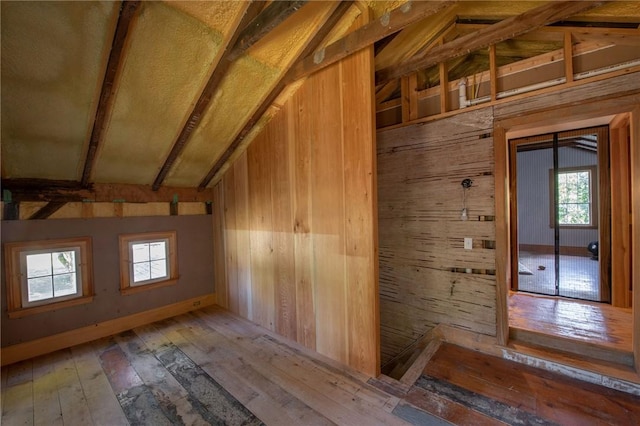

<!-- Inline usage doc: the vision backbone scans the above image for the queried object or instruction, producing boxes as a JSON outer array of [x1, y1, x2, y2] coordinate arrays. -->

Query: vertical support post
[[564, 31, 574, 83], [439, 61, 449, 114], [489, 44, 498, 102]]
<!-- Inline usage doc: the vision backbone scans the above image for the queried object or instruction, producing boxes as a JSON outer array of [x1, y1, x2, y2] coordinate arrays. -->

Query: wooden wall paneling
[[290, 84, 316, 350], [224, 164, 239, 314], [247, 127, 276, 331], [212, 183, 228, 308], [269, 111, 297, 341], [233, 151, 253, 320], [309, 62, 348, 365], [341, 13, 379, 376], [610, 117, 631, 308], [377, 108, 497, 363]]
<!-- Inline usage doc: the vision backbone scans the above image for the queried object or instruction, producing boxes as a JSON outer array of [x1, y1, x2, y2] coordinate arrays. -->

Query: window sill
[[120, 277, 178, 296], [7, 295, 94, 319]]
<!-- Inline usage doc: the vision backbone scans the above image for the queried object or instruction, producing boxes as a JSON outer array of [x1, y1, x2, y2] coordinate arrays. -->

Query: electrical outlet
[[464, 238, 473, 250]]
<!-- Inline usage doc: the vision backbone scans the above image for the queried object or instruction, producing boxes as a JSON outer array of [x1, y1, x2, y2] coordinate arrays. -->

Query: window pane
[[150, 259, 167, 279], [149, 242, 166, 260], [53, 273, 77, 297], [52, 251, 76, 274], [132, 243, 150, 262], [28, 276, 53, 301], [26, 253, 52, 278], [133, 262, 151, 282]]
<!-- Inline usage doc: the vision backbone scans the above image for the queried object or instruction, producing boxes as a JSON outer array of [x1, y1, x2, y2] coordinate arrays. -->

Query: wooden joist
[[375, 0, 609, 85], [151, 1, 265, 191], [80, 1, 141, 186], [198, 1, 354, 190], [287, 0, 455, 83], [1, 179, 213, 203]]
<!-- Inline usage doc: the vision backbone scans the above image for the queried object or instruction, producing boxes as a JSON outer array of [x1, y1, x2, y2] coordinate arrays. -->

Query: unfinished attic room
[[2, 0, 640, 424]]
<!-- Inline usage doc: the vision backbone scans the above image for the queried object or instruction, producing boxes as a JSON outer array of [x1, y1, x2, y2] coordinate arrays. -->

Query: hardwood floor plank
[[53, 349, 93, 426], [2, 360, 34, 426], [113, 330, 210, 426], [70, 343, 128, 426], [98, 339, 174, 425], [509, 292, 632, 352], [186, 312, 407, 425], [424, 343, 640, 425], [156, 315, 330, 425], [32, 352, 63, 426]]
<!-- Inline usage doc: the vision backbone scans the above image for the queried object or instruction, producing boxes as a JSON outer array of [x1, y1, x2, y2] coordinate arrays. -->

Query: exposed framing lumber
[[28, 201, 66, 220], [226, 0, 307, 62], [198, 1, 354, 190], [151, 1, 267, 191], [375, 1, 609, 85], [80, 0, 140, 187], [1, 179, 213, 203], [287, 0, 455, 83]]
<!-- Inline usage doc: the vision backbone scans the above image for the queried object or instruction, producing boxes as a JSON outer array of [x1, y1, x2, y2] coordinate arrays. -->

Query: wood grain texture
[[212, 12, 378, 376], [632, 105, 640, 374], [377, 108, 497, 364]]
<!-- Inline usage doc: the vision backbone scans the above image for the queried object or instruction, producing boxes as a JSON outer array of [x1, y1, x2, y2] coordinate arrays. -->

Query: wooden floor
[[508, 291, 632, 353], [418, 343, 640, 425], [2, 305, 639, 425]]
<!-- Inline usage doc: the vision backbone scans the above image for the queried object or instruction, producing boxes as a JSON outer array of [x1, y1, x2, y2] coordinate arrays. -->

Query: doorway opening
[[499, 110, 635, 365], [510, 126, 610, 303]]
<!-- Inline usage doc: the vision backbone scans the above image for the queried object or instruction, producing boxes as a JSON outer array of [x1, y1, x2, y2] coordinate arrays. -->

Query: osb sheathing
[[164, 1, 337, 187], [93, 1, 225, 184], [0, 1, 119, 180]]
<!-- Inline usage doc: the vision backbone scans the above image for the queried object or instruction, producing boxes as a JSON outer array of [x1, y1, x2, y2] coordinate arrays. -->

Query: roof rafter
[[198, 1, 355, 190], [287, 0, 455, 83], [375, 0, 610, 85], [151, 0, 307, 191], [80, 0, 141, 187]]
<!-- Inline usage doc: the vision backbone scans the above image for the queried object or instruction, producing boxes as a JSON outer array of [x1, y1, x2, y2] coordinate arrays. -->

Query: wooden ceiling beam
[[2, 179, 213, 203], [80, 1, 140, 187], [287, 0, 455, 83], [375, 1, 610, 85], [198, 1, 354, 190], [151, 1, 311, 191]]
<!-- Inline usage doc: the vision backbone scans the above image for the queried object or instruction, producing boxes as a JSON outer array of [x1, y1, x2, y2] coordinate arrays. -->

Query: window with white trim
[[119, 231, 178, 294], [4, 237, 94, 318], [549, 165, 598, 228]]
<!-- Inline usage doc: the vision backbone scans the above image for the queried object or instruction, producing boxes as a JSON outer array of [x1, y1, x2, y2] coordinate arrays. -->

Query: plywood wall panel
[[212, 183, 227, 309], [377, 108, 497, 365], [212, 12, 378, 376]]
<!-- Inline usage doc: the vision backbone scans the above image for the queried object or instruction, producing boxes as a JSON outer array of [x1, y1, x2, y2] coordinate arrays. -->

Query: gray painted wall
[[516, 146, 599, 248], [1, 215, 214, 346]]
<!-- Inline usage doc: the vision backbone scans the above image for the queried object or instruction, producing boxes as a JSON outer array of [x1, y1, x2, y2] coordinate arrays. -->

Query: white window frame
[[119, 231, 178, 295], [4, 237, 94, 318], [549, 165, 598, 228]]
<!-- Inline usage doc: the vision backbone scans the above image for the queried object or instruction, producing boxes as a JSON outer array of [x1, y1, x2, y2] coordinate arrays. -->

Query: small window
[[4, 237, 94, 318], [549, 166, 597, 228], [119, 231, 178, 295]]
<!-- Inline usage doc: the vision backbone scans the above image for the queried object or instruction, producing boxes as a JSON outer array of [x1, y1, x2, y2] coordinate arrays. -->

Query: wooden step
[[510, 326, 634, 367]]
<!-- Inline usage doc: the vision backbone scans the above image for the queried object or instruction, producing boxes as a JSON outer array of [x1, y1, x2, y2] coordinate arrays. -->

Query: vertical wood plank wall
[[376, 109, 497, 365], [212, 33, 379, 375]]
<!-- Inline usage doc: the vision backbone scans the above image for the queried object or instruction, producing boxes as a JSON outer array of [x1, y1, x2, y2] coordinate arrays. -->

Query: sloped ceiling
[[2, 1, 639, 205]]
